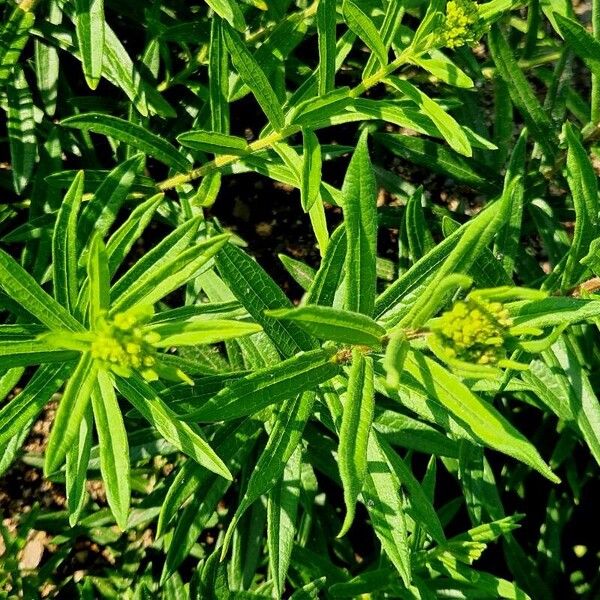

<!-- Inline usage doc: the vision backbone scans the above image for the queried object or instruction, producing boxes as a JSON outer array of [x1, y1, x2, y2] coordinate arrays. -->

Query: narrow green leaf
[[387, 76, 471, 156], [338, 351, 375, 537], [75, 0, 105, 89], [306, 224, 347, 307], [267, 306, 385, 346], [268, 447, 302, 599], [105, 192, 164, 276], [508, 297, 600, 329], [0, 248, 83, 332], [44, 353, 98, 476], [177, 130, 248, 155], [413, 56, 474, 88], [6, 66, 36, 194], [205, 0, 246, 31], [222, 22, 285, 131], [343, 131, 377, 315], [488, 24, 558, 161], [0, 5, 35, 83], [209, 18, 229, 133], [77, 154, 145, 246], [150, 319, 262, 347], [317, 0, 336, 94], [562, 122, 599, 288], [404, 350, 560, 483], [53, 171, 84, 313], [216, 242, 317, 357], [92, 369, 130, 529], [279, 254, 315, 291], [301, 130, 322, 211], [555, 13, 600, 81], [363, 432, 411, 586], [405, 187, 434, 262], [0, 364, 71, 448], [221, 391, 315, 556], [116, 374, 232, 480], [342, 0, 387, 68], [66, 405, 92, 526], [87, 234, 109, 328], [374, 133, 500, 193], [0, 339, 77, 368], [189, 348, 339, 422], [111, 234, 229, 311], [494, 130, 527, 275], [61, 113, 191, 172]]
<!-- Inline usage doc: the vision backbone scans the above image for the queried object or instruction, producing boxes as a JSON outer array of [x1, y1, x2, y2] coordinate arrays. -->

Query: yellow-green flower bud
[[439, 0, 486, 49], [91, 309, 159, 379], [431, 297, 512, 365]]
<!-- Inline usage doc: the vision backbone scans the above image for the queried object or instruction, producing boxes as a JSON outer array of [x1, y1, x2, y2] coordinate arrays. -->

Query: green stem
[[158, 49, 413, 191]]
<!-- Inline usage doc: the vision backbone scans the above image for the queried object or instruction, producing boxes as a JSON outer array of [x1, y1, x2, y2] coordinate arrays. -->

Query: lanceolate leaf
[[561, 122, 599, 288], [488, 24, 558, 162], [342, 0, 387, 68], [6, 66, 36, 195], [92, 369, 131, 529], [342, 131, 377, 316], [404, 350, 560, 483], [74, 0, 105, 89], [267, 306, 385, 347], [222, 22, 285, 131], [177, 130, 249, 155], [61, 114, 191, 172], [555, 13, 600, 81], [66, 405, 92, 526], [216, 242, 317, 357], [0, 4, 35, 83], [44, 353, 98, 476], [221, 391, 316, 556], [53, 171, 84, 313], [301, 129, 322, 211], [338, 350, 375, 537], [205, 0, 246, 31], [0, 248, 83, 332], [116, 375, 232, 480], [189, 348, 339, 422], [317, 0, 336, 94]]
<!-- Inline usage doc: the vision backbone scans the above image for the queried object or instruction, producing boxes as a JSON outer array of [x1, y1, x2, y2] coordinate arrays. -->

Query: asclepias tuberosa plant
[[1, 0, 600, 596]]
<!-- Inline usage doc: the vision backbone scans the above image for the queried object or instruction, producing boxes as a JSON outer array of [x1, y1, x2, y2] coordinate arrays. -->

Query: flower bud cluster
[[439, 0, 486, 49], [91, 309, 160, 380], [432, 297, 512, 365]]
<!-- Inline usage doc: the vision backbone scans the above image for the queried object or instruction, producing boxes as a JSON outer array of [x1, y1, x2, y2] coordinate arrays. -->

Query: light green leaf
[[53, 171, 84, 314], [0, 248, 83, 332], [554, 13, 600, 81], [342, 131, 377, 316], [387, 76, 471, 156], [44, 353, 98, 476], [0, 4, 35, 84], [317, 0, 337, 94], [338, 351, 375, 537], [209, 18, 230, 133], [205, 0, 246, 31], [116, 374, 232, 480], [149, 319, 262, 347], [6, 66, 36, 195], [222, 21, 285, 131], [87, 234, 110, 327], [562, 122, 599, 289], [278, 254, 315, 291], [342, 0, 387, 68], [189, 348, 339, 422], [404, 350, 560, 483], [266, 306, 385, 346], [75, 0, 105, 89], [66, 405, 92, 526], [301, 130, 322, 211], [177, 130, 249, 155], [267, 447, 302, 599], [413, 56, 474, 88], [61, 113, 191, 172], [92, 369, 131, 529]]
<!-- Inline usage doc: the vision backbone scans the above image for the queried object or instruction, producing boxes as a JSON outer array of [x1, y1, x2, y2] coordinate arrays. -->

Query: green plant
[[1, 0, 600, 597]]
